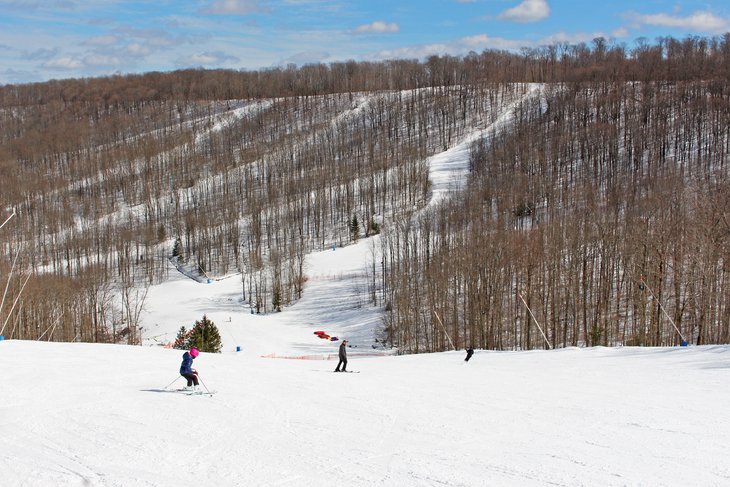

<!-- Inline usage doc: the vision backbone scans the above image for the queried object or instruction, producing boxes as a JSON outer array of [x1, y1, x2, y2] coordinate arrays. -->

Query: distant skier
[[335, 340, 348, 372], [465, 347, 474, 362], [180, 347, 200, 390]]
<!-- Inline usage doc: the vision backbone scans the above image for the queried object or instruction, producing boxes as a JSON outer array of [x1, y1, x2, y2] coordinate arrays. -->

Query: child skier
[[180, 347, 200, 390]]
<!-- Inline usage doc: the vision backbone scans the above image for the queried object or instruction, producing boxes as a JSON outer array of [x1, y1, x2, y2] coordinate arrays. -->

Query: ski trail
[[195, 99, 273, 143], [426, 83, 543, 208], [141, 85, 544, 357]]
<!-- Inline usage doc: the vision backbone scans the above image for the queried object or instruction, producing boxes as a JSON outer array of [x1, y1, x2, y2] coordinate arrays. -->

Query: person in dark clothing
[[465, 347, 474, 362], [180, 347, 200, 389], [335, 340, 348, 372]]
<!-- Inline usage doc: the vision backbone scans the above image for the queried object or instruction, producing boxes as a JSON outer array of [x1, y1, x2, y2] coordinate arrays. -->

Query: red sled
[[314, 331, 325, 335]]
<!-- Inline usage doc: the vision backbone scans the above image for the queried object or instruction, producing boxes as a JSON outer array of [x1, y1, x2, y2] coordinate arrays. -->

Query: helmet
[[190, 347, 199, 358]]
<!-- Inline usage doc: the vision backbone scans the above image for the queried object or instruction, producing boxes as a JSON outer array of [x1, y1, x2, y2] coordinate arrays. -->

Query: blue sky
[[1, 0, 729, 84]]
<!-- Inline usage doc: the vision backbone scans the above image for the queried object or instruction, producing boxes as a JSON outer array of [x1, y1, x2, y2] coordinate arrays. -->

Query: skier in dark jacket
[[335, 340, 348, 372], [465, 347, 474, 362], [180, 347, 200, 389]]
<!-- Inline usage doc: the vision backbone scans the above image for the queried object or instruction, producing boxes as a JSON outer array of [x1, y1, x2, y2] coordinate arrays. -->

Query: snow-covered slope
[[142, 235, 388, 358], [4, 84, 729, 486], [140, 86, 545, 358], [3, 340, 730, 486]]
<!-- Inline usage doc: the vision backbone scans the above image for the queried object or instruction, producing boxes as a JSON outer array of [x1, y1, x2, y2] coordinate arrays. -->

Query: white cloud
[[372, 27, 633, 62], [372, 34, 527, 61], [176, 51, 240, 67], [114, 27, 178, 48], [42, 57, 84, 70], [124, 43, 153, 57], [498, 0, 550, 23], [460, 34, 530, 51], [204, 0, 263, 15], [537, 30, 611, 45], [352, 21, 400, 34], [1, 68, 42, 84], [279, 51, 330, 66], [627, 10, 730, 34], [83, 54, 122, 67]]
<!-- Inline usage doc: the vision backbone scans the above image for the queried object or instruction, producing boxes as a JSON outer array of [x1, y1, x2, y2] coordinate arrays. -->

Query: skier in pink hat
[[179, 347, 200, 390]]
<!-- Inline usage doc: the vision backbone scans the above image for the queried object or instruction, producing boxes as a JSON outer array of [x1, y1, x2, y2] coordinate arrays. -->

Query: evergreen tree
[[172, 237, 183, 263], [350, 214, 360, 242], [173, 326, 190, 349], [272, 285, 282, 312], [366, 219, 380, 237], [188, 315, 222, 353]]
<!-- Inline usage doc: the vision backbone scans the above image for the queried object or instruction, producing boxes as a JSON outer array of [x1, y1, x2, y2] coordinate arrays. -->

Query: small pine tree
[[350, 214, 360, 242], [272, 285, 282, 312], [368, 219, 380, 236], [188, 315, 222, 353], [172, 237, 184, 263], [173, 326, 190, 349]]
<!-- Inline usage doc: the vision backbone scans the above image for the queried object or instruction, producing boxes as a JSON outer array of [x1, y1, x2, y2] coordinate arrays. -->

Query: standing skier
[[465, 347, 474, 362], [180, 347, 200, 390], [335, 340, 348, 372]]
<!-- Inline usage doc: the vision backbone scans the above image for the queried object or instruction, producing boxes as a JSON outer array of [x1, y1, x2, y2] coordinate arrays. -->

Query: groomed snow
[[3, 340, 730, 486]]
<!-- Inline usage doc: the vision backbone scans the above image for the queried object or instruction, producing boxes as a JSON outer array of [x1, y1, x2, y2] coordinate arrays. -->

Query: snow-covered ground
[[142, 235, 388, 359], [3, 340, 730, 486], [4, 86, 730, 486]]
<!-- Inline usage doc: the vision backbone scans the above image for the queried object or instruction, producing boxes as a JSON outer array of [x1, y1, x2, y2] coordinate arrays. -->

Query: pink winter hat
[[190, 347, 199, 358]]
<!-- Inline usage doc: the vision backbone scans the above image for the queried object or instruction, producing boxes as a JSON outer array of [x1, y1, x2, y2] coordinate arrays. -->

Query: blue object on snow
[[236, 346, 241, 352], [680, 341, 689, 347], [0, 335, 4, 341], [207, 278, 212, 284]]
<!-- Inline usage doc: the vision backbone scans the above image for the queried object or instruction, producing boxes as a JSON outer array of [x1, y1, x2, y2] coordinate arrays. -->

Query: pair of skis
[[170, 388, 216, 396]]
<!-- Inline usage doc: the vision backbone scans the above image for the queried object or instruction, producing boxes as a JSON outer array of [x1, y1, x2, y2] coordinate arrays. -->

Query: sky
[[0, 0, 729, 85]]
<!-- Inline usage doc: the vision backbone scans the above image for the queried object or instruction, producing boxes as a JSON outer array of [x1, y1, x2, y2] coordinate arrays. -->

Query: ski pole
[[197, 374, 212, 394], [163, 376, 181, 390]]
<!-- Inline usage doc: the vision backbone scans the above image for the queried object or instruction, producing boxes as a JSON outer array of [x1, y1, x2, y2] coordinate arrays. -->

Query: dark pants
[[182, 373, 199, 386], [335, 358, 347, 372]]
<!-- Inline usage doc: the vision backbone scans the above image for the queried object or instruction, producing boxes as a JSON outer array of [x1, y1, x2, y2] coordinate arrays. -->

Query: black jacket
[[339, 342, 347, 360]]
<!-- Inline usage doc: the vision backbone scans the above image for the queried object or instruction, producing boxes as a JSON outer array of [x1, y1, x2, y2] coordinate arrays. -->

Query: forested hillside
[[1, 35, 729, 351]]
